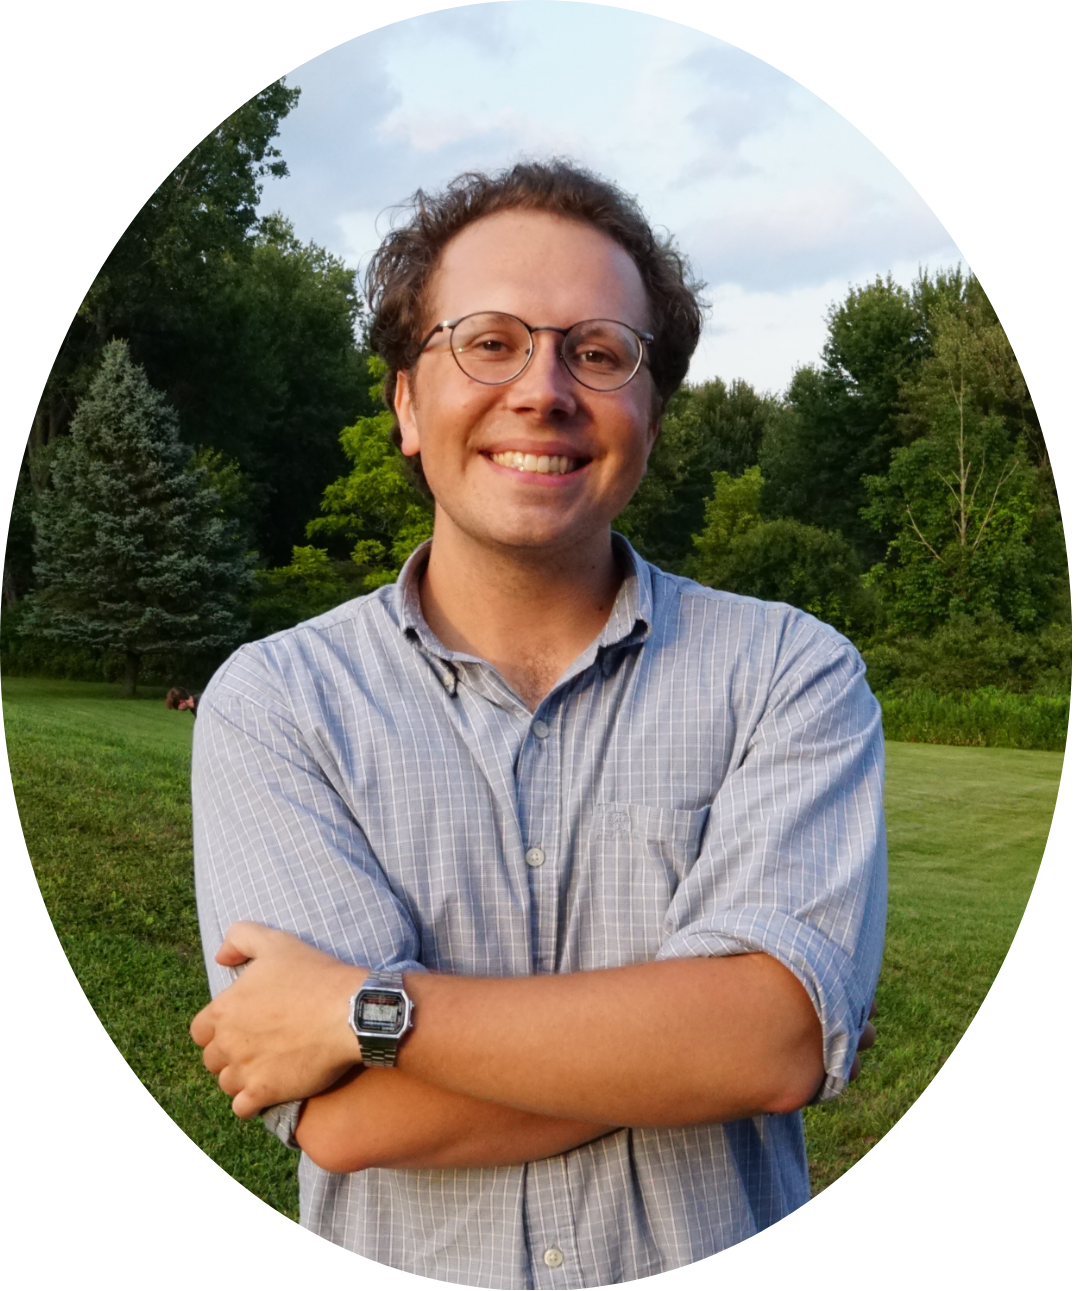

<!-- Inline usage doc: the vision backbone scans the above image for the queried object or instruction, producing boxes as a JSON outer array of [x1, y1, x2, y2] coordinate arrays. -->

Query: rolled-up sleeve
[[656, 630, 886, 1102], [191, 642, 425, 1145]]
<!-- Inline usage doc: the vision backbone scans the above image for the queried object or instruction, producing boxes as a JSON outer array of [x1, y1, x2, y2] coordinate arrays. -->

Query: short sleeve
[[656, 629, 887, 1102], [191, 643, 426, 1143]]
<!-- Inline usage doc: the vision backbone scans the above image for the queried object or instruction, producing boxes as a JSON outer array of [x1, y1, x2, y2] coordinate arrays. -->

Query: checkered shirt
[[193, 536, 887, 1288]]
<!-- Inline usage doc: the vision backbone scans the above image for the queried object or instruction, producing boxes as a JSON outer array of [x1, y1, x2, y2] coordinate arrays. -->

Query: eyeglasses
[[417, 311, 653, 392]]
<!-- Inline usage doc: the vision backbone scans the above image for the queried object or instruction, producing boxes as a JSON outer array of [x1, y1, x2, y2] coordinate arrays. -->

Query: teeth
[[490, 451, 579, 475]]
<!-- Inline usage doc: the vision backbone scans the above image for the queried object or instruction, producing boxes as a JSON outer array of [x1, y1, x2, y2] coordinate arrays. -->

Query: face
[[395, 209, 660, 558]]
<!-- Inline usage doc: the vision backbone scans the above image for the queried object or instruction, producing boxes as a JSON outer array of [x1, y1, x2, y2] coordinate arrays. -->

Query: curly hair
[[365, 159, 705, 491]]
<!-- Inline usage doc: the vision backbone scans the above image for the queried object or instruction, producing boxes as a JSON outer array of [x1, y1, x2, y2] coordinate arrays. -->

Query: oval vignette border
[[1, 2, 1072, 1287]]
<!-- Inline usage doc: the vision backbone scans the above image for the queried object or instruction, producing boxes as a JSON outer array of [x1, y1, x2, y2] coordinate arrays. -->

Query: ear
[[395, 369, 421, 457]]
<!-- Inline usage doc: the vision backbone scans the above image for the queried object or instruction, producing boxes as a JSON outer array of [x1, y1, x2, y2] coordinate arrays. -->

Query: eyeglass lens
[[449, 313, 643, 391]]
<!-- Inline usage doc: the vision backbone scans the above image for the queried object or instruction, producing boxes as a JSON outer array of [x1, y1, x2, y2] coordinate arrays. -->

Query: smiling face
[[395, 209, 660, 559]]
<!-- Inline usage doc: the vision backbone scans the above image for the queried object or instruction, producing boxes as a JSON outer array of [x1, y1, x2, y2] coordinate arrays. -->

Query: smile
[[488, 451, 583, 476]]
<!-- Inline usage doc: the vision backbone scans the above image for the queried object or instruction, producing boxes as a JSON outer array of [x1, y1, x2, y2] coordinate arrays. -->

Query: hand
[[189, 921, 366, 1119], [849, 999, 878, 1083]]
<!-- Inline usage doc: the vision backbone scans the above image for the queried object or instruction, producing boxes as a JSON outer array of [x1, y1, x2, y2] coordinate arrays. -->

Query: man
[[190, 161, 886, 1288]]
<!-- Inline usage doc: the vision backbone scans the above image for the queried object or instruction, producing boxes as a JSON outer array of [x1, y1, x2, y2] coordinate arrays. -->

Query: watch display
[[349, 970, 414, 1066], [357, 992, 405, 1031]]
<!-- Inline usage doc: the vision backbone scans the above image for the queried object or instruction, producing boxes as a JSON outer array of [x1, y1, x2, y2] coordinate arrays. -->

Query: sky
[[259, 2, 964, 393]]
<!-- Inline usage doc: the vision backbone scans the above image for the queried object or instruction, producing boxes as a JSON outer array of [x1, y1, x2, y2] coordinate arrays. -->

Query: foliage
[[862, 301, 1064, 633], [304, 358, 434, 590], [617, 379, 781, 572], [195, 217, 375, 564], [759, 275, 929, 561], [33, 80, 299, 452], [686, 467, 871, 633], [248, 546, 364, 639], [23, 341, 252, 694], [30, 81, 376, 566], [863, 614, 1071, 698]]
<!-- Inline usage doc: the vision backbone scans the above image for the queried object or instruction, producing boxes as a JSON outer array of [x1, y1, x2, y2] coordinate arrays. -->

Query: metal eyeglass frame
[[416, 311, 654, 392]]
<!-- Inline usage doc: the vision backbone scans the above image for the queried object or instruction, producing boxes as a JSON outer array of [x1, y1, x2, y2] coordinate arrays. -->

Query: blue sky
[[261, 2, 963, 392]]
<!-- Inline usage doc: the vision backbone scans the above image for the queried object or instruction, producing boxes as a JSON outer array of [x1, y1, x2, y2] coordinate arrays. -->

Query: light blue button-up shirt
[[193, 537, 886, 1288]]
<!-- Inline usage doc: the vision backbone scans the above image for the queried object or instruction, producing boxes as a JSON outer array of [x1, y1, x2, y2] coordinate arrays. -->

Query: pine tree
[[25, 340, 252, 694]]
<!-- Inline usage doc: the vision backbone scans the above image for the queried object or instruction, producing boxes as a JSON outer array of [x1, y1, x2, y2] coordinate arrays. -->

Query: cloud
[[383, 2, 517, 58], [681, 181, 960, 292], [672, 40, 800, 179]]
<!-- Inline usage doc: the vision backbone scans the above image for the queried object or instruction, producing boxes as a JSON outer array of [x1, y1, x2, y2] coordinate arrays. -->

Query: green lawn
[[2, 676, 1061, 1208]]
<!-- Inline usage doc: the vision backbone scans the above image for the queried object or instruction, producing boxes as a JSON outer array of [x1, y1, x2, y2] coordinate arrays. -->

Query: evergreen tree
[[25, 341, 252, 694]]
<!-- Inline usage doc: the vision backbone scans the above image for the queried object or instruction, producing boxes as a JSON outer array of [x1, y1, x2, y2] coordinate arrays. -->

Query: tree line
[[3, 80, 1068, 701]]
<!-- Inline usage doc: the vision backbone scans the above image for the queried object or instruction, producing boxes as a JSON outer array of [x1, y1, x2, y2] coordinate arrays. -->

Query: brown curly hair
[[365, 159, 705, 492]]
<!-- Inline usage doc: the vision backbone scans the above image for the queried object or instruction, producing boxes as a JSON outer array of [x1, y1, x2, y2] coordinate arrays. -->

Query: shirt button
[[543, 1248, 564, 1269], [525, 847, 546, 868], [531, 719, 550, 739]]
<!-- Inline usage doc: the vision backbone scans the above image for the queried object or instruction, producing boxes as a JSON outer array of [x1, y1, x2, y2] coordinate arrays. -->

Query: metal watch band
[[352, 969, 411, 1068]]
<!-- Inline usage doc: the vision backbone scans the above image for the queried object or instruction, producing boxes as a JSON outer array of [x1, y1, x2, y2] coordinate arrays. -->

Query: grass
[[2, 677, 1062, 1208], [2, 677, 300, 1219], [803, 740, 1060, 1190]]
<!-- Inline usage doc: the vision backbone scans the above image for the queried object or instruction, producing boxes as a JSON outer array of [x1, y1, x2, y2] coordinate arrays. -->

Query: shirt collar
[[393, 534, 653, 697], [396, 533, 650, 638]]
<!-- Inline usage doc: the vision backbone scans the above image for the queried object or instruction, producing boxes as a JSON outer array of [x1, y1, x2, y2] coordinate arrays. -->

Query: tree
[[759, 275, 929, 561], [32, 80, 300, 462], [862, 303, 1064, 633], [616, 377, 781, 572], [25, 341, 252, 695], [27, 81, 374, 568], [686, 467, 869, 633], [301, 358, 433, 590], [181, 216, 374, 564], [248, 546, 363, 639]]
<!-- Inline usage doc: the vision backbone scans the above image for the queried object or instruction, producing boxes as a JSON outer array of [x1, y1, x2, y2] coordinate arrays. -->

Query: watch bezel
[[349, 982, 413, 1044]]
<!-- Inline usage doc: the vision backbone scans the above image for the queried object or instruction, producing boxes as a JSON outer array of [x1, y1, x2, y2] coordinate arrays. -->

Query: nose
[[505, 330, 579, 420]]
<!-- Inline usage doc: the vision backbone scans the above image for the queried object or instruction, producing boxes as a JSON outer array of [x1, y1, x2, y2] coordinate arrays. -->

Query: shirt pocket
[[592, 802, 711, 884], [571, 802, 712, 967]]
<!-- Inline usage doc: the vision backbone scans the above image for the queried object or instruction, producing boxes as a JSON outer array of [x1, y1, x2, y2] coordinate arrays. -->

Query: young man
[[190, 162, 886, 1288]]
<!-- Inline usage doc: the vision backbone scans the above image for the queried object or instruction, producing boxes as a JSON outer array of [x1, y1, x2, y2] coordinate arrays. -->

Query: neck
[[417, 516, 623, 711]]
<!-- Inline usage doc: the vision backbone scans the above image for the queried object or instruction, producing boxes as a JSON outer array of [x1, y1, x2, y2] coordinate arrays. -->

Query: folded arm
[[192, 923, 823, 1168], [296, 1067, 613, 1173]]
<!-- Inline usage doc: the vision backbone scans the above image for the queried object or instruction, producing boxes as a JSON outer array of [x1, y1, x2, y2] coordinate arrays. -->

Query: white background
[[2, 1, 1073, 1286]]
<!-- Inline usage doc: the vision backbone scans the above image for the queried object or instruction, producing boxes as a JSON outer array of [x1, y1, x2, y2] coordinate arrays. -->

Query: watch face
[[355, 989, 405, 1035]]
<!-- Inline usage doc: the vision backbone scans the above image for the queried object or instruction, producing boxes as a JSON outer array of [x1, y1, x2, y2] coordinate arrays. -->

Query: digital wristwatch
[[349, 969, 414, 1067]]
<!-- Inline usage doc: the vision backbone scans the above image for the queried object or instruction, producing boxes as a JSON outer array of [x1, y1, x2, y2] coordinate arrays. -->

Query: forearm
[[398, 953, 824, 1125], [295, 1066, 613, 1173]]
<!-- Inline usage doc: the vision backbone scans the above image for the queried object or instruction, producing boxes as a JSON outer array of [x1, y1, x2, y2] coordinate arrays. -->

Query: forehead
[[425, 209, 650, 330]]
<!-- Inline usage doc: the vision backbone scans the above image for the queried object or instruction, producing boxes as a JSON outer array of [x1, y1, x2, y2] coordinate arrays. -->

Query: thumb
[[215, 920, 277, 967]]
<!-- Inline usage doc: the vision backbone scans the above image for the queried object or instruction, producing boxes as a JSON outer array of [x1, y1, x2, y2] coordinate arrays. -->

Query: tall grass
[[879, 687, 1069, 751]]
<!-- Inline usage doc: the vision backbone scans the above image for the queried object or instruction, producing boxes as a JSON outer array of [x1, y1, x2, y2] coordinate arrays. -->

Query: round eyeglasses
[[417, 311, 653, 392]]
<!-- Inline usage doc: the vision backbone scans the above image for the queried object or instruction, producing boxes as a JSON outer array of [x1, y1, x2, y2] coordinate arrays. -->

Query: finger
[[857, 1022, 877, 1052], [849, 1054, 862, 1082], [201, 1040, 228, 1076], [232, 1088, 266, 1120], [215, 920, 279, 966], [189, 1007, 215, 1048], [217, 1066, 244, 1098]]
